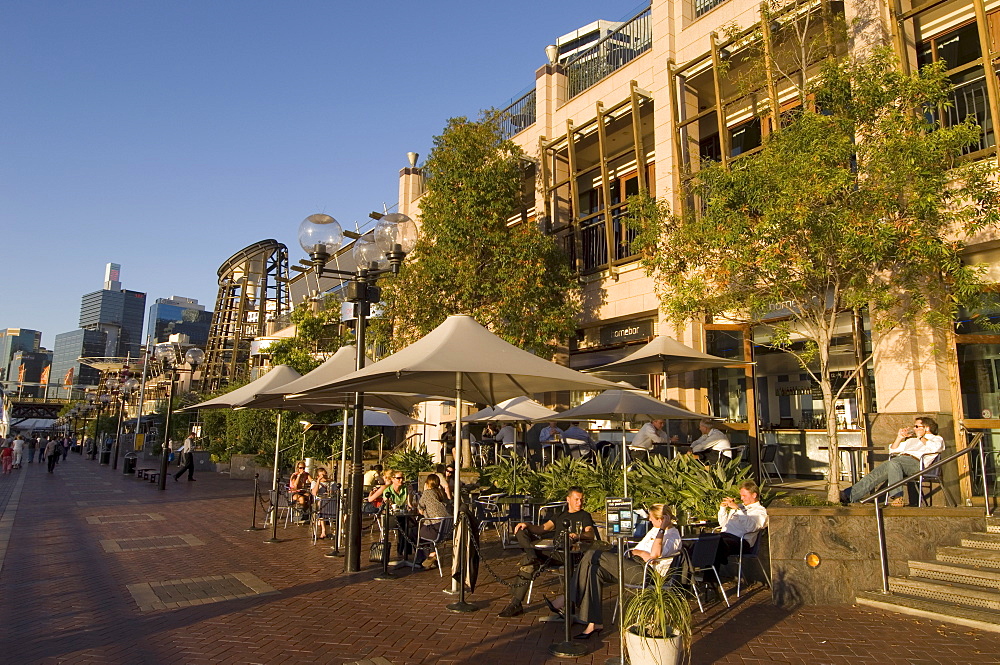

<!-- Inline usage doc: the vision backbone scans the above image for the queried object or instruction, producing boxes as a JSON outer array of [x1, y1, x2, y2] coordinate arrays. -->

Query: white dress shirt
[[631, 423, 669, 450], [718, 501, 768, 546], [890, 433, 944, 464], [691, 428, 732, 456]]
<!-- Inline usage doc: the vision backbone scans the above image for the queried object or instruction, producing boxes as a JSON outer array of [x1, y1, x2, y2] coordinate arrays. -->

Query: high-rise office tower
[[147, 296, 213, 347]]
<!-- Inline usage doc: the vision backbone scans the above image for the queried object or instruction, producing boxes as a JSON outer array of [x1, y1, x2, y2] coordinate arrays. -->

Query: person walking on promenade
[[1, 443, 13, 474], [26, 435, 35, 463], [12, 435, 24, 469], [37, 436, 47, 463], [45, 437, 60, 473], [173, 431, 196, 482], [61, 436, 70, 461]]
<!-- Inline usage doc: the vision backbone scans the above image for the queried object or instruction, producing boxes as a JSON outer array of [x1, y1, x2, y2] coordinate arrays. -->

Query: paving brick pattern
[[0, 456, 997, 664]]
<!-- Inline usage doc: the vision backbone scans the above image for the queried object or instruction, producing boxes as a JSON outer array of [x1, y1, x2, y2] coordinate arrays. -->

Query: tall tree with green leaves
[[627, 48, 1000, 501], [267, 295, 344, 374], [374, 113, 580, 358]]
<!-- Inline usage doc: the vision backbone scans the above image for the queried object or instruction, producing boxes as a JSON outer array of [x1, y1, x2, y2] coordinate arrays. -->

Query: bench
[[136, 467, 155, 479]]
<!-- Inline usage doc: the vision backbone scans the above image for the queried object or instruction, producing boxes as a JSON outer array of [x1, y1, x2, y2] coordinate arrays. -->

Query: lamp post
[[154, 345, 204, 490], [111, 377, 141, 470], [97, 392, 112, 463], [297, 211, 417, 573]]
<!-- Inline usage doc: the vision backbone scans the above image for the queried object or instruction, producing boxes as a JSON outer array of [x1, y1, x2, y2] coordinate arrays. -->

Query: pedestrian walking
[[45, 437, 60, 473], [26, 435, 35, 463], [37, 436, 47, 463], [173, 431, 196, 482], [61, 436, 70, 461], [12, 435, 24, 469], [1, 443, 13, 474]]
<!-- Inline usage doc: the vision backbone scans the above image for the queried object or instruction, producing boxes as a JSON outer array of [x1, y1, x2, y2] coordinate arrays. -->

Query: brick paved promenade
[[0, 456, 997, 665]]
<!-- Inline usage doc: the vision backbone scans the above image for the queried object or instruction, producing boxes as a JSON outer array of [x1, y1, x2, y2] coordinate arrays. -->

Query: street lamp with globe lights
[[154, 345, 205, 490], [296, 211, 417, 573], [111, 376, 141, 470]]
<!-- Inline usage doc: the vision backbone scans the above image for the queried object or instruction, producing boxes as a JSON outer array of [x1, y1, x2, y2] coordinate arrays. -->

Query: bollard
[[373, 501, 396, 580], [264, 489, 283, 544], [549, 529, 587, 657], [325, 483, 344, 558], [246, 473, 263, 531], [446, 512, 477, 613]]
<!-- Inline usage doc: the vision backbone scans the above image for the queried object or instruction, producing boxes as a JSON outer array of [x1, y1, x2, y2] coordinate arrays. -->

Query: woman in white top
[[550, 504, 682, 639]]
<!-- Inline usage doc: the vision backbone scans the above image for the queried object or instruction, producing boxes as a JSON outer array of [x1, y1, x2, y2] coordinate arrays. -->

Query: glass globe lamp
[[298, 214, 343, 261], [374, 213, 418, 254], [352, 235, 385, 269], [184, 348, 205, 367]]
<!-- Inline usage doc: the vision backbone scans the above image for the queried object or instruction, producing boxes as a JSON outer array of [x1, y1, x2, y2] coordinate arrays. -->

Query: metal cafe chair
[[412, 516, 454, 576], [734, 528, 771, 596], [686, 533, 730, 613]]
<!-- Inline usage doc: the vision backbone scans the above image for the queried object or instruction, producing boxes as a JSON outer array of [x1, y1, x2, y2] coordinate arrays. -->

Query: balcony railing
[[942, 73, 996, 154], [498, 86, 537, 138], [566, 5, 652, 98], [694, 0, 727, 18], [578, 210, 641, 272]]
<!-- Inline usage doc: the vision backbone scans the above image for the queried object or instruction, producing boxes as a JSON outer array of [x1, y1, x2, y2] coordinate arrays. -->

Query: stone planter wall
[[767, 506, 986, 606]]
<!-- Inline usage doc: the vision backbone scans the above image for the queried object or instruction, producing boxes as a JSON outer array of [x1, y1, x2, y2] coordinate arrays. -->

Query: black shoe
[[542, 595, 564, 619], [498, 601, 523, 618], [174, 475, 178, 482], [574, 628, 602, 640], [839, 489, 850, 505], [188, 478, 196, 481]]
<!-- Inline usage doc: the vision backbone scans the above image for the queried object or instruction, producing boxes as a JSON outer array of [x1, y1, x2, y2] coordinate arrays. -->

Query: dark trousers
[[394, 515, 415, 558], [716, 532, 750, 569], [511, 528, 564, 604], [574, 550, 647, 625], [47, 454, 58, 473], [174, 452, 194, 480]]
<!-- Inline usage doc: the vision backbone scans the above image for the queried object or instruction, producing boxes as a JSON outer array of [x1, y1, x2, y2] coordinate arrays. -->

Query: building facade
[[0, 328, 42, 390], [147, 296, 213, 347], [50, 329, 106, 395], [392, 0, 1000, 502]]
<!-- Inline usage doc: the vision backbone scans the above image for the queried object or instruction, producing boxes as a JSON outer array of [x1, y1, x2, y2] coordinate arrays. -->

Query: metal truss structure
[[201, 239, 290, 393]]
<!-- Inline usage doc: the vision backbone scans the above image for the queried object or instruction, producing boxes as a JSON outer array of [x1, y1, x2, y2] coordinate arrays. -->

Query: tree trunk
[[820, 352, 842, 502]]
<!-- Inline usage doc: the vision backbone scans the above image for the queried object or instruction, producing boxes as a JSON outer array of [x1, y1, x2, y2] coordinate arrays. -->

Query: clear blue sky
[[2, 0, 631, 348]]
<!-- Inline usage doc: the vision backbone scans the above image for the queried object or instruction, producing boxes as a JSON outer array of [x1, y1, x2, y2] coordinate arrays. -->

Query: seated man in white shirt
[[629, 419, 669, 459], [716, 480, 768, 569], [841, 416, 945, 506], [562, 422, 595, 460], [496, 423, 525, 460], [690, 419, 732, 465]]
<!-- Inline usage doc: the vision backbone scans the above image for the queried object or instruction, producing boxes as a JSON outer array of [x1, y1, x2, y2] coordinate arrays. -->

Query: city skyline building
[[51, 263, 147, 392], [147, 296, 213, 347], [0, 328, 42, 386]]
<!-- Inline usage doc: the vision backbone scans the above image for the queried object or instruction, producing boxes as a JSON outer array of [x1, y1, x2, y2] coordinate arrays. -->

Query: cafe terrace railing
[[942, 73, 996, 155], [858, 431, 991, 594], [497, 86, 537, 138], [565, 4, 652, 98]]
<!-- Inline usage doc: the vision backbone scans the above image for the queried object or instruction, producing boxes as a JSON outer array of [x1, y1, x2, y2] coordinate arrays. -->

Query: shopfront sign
[[599, 319, 653, 347]]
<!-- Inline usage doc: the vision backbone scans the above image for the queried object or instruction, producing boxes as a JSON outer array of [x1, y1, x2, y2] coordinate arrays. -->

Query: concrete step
[[888, 576, 1000, 610], [961, 532, 1000, 550], [856, 590, 1000, 633], [937, 546, 1000, 569], [987, 518, 1000, 534], [909, 560, 1000, 590]]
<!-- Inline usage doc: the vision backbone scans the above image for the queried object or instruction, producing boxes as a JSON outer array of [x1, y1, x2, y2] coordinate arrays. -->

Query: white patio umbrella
[[289, 314, 621, 588], [549, 388, 709, 495], [332, 409, 428, 427], [462, 396, 560, 487], [249, 346, 428, 489], [587, 335, 739, 379]]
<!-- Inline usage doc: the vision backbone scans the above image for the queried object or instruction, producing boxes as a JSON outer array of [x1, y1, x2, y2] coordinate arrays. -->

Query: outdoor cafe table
[[818, 445, 881, 484], [494, 497, 562, 525]]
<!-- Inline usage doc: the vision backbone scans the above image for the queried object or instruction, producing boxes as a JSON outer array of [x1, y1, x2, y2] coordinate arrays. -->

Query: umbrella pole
[[621, 419, 628, 497], [448, 373, 463, 595], [265, 412, 283, 544], [339, 410, 349, 488]]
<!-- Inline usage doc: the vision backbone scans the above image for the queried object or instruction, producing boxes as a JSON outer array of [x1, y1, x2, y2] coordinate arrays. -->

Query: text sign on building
[[605, 497, 635, 538], [599, 319, 653, 347]]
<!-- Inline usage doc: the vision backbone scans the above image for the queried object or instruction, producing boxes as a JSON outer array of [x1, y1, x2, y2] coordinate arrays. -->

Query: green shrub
[[383, 447, 434, 481], [480, 456, 542, 496]]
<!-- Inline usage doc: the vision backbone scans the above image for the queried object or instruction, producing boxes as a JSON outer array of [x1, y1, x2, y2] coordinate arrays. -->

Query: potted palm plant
[[622, 570, 693, 665]]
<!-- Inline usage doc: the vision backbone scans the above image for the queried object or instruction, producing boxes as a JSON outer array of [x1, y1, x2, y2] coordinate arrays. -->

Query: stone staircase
[[856, 517, 1000, 633]]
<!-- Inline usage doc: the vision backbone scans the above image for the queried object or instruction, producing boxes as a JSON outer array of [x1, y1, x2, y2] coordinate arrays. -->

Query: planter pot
[[624, 627, 684, 665]]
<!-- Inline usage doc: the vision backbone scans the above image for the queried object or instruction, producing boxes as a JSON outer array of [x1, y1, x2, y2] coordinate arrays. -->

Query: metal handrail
[[859, 431, 990, 593]]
